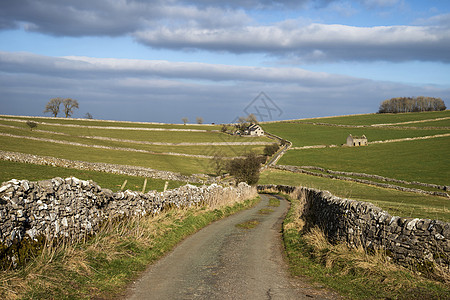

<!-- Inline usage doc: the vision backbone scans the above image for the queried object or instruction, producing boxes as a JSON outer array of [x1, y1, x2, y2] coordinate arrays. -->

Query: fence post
[[142, 178, 147, 193], [120, 180, 128, 191]]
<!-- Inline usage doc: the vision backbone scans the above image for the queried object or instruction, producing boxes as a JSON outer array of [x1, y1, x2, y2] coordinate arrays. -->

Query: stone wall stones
[[258, 185, 449, 271], [1, 177, 255, 267]]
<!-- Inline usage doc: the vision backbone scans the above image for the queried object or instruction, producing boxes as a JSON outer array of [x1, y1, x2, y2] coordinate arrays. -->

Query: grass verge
[[281, 193, 450, 299], [0, 196, 260, 299]]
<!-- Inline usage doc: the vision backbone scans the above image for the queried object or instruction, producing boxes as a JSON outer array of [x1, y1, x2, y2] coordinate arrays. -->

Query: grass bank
[[281, 192, 449, 299], [0, 195, 260, 299]]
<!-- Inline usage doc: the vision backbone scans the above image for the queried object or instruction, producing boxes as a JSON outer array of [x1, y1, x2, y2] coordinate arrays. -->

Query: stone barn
[[346, 134, 367, 146]]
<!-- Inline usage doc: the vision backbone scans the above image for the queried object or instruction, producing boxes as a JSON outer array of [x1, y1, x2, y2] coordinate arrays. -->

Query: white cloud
[[135, 22, 450, 62]]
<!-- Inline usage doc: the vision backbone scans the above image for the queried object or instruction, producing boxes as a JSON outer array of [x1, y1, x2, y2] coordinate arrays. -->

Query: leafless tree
[[44, 97, 63, 117], [246, 113, 258, 124], [182, 117, 189, 125], [62, 98, 79, 118], [196, 117, 204, 124]]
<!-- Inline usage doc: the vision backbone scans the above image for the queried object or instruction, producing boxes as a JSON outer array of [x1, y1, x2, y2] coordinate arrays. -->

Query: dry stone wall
[[0, 177, 255, 267], [258, 185, 449, 271]]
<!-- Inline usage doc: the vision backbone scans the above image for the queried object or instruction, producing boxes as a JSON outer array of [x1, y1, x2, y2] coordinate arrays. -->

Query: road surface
[[126, 194, 339, 300]]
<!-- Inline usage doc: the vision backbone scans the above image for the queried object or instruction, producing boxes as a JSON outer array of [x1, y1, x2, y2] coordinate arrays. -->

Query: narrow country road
[[126, 195, 339, 300]]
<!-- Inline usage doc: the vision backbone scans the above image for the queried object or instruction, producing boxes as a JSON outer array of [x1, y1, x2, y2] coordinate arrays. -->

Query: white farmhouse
[[246, 124, 264, 136]]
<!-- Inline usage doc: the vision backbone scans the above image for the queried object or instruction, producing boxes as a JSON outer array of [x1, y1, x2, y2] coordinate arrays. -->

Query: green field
[[0, 125, 266, 157], [0, 115, 221, 130], [0, 135, 212, 175], [0, 118, 270, 144], [278, 137, 450, 186], [282, 110, 450, 126], [0, 115, 275, 175], [262, 121, 449, 147], [0, 160, 187, 192], [260, 111, 449, 221]]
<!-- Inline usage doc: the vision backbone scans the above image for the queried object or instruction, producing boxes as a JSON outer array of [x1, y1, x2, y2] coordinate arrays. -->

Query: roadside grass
[[278, 137, 450, 186], [261, 122, 449, 147], [259, 169, 449, 222], [281, 111, 450, 126], [0, 196, 261, 299], [0, 160, 188, 192], [282, 193, 450, 299], [235, 219, 260, 229], [0, 135, 213, 175]]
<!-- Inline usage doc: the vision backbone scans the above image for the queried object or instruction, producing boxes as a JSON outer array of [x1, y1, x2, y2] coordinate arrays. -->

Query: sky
[[0, 0, 449, 123]]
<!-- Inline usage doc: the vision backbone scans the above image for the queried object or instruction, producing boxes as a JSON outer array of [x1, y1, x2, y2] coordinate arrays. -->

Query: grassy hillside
[[261, 122, 449, 147], [281, 110, 450, 126], [0, 115, 274, 176], [261, 111, 449, 221], [279, 137, 449, 186], [262, 111, 450, 185]]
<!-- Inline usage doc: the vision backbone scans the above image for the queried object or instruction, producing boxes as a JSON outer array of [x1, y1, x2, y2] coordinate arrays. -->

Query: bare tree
[[44, 97, 63, 117], [196, 117, 204, 124], [85, 112, 93, 119], [62, 98, 79, 118], [246, 113, 258, 124], [182, 117, 189, 125]]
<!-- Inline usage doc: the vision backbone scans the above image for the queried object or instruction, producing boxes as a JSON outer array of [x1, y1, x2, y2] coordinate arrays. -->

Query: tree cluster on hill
[[378, 96, 446, 113]]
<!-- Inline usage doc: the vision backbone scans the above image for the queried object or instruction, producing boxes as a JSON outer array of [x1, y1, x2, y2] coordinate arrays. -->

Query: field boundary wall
[[258, 184, 449, 271]]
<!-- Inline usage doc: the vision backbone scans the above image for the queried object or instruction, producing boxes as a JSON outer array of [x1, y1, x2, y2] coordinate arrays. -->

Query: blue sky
[[0, 0, 449, 123]]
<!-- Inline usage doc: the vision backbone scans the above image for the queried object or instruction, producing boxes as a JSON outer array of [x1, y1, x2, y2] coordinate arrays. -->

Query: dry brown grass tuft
[[304, 226, 401, 277]]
